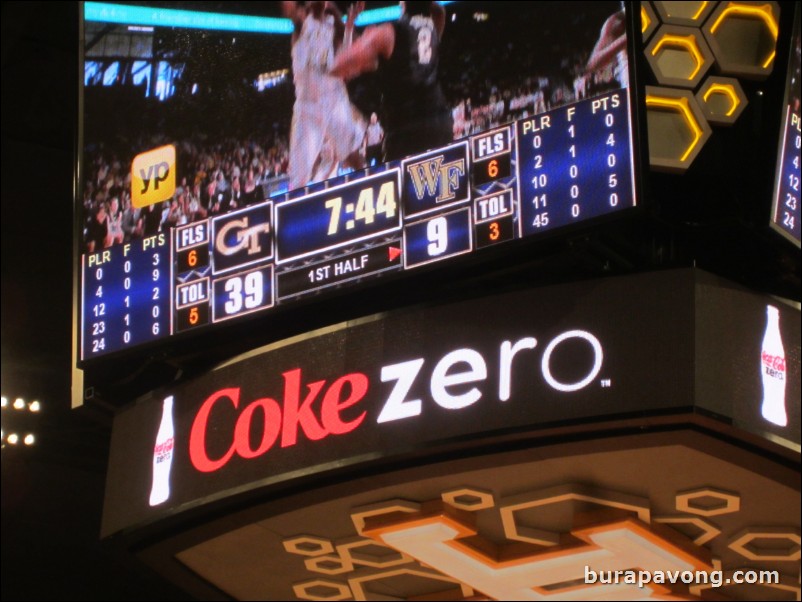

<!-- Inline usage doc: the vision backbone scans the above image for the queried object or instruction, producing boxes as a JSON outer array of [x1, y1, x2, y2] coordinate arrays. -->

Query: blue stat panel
[[80, 88, 638, 361], [771, 106, 801, 246]]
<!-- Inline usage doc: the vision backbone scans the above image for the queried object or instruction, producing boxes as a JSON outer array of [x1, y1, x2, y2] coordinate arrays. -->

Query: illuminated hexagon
[[653, 1, 715, 26], [695, 76, 748, 125], [729, 529, 801, 561], [336, 537, 412, 568], [703, 1, 779, 78], [350, 499, 420, 535], [654, 515, 721, 545], [675, 487, 740, 516], [641, 2, 659, 42], [284, 535, 335, 557], [646, 86, 712, 173], [441, 487, 495, 511], [293, 579, 352, 601], [499, 484, 650, 547], [304, 554, 354, 576], [348, 567, 472, 601], [645, 25, 715, 88]]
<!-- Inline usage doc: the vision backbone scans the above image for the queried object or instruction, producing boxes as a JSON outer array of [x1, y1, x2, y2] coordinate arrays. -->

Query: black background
[[1, 2, 190, 599]]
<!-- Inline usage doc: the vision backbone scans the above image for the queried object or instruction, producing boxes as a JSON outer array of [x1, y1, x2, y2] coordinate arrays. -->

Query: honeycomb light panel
[[646, 25, 715, 88], [703, 1, 779, 78], [696, 76, 748, 124], [646, 86, 712, 172], [653, 1, 715, 26], [641, 2, 659, 41]]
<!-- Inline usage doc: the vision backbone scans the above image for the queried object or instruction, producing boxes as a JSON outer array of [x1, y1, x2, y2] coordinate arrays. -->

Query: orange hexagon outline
[[293, 578, 352, 601], [284, 535, 336, 557], [348, 566, 473, 602], [336, 537, 413, 569], [654, 515, 721, 545], [441, 487, 496, 511], [729, 529, 801, 561], [304, 554, 355, 576], [499, 484, 650, 547], [675, 487, 740, 517]]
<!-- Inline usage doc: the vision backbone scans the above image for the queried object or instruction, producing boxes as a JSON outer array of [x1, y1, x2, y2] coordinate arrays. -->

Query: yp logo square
[[131, 144, 176, 208]]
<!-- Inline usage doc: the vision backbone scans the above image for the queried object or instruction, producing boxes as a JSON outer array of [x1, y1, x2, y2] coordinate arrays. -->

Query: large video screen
[[78, 1, 640, 362], [770, 3, 801, 246]]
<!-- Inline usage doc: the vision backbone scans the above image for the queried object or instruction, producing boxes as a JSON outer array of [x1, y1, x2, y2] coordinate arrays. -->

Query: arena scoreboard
[[770, 3, 801, 247], [78, 1, 641, 362]]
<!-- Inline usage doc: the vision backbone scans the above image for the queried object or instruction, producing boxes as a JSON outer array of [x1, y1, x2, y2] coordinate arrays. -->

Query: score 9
[[405, 208, 472, 268], [427, 217, 448, 256]]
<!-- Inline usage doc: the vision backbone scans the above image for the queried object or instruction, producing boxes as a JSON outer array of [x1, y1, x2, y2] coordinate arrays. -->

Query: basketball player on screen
[[585, 7, 628, 89], [330, 1, 453, 162], [283, 1, 365, 190]]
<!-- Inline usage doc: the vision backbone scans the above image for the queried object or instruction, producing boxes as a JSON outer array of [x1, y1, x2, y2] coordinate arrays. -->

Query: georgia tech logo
[[215, 217, 271, 256], [211, 203, 273, 274], [362, 505, 714, 601]]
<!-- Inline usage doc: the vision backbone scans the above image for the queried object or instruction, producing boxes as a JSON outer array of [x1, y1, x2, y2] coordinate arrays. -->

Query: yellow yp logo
[[131, 144, 176, 208]]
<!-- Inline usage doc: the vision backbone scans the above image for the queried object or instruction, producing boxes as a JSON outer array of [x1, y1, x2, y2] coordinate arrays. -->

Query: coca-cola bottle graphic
[[760, 305, 787, 427], [149, 395, 175, 506]]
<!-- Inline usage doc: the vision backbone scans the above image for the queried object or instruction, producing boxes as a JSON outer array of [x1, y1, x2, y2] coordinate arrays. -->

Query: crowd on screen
[[82, 5, 622, 253], [82, 134, 290, 252]]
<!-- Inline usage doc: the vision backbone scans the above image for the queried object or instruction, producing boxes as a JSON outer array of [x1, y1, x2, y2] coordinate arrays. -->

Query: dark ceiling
[[0, 2, 190, 599]]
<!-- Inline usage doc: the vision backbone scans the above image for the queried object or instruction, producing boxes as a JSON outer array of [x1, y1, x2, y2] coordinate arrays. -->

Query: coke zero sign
[[104, 270, 798, 538]]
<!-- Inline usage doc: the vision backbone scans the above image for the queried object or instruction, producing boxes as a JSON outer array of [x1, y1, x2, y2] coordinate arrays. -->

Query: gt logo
[[215, 217, 271, 256], [211, 204, 274, 274], [364, 507, 713, 600]]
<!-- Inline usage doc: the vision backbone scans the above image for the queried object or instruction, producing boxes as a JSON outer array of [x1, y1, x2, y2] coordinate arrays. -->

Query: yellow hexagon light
[[645, 25, 715, 88], [695, 76, 748, 124], [653, 1, 716, 26], [646, 86, 712, 172], [641, 2, 659, 42], [703, 1, 779, 78]]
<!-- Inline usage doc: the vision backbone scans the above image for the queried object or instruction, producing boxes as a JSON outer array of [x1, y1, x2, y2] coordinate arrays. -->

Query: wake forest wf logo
[[402, 142, 470, 218]]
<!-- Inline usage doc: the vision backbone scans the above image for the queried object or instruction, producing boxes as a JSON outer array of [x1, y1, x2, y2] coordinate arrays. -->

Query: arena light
[[2, 395, 42, 450]]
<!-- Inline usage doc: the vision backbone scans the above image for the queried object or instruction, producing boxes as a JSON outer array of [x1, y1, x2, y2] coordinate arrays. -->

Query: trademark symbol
[[600, 379, 612, 388]]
